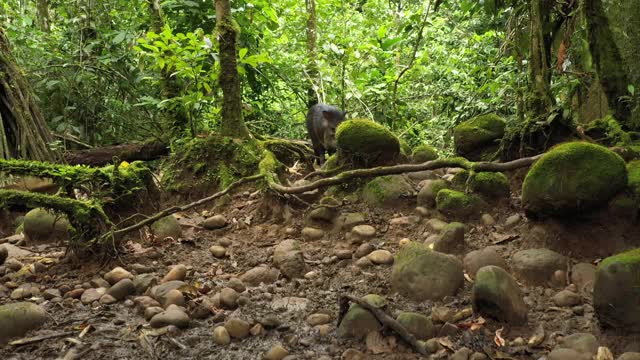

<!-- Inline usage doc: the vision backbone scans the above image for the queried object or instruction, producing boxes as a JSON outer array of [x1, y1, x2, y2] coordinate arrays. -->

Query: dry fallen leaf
[[365, 331, 393, 354], [437, 337, 456, 352], [464, 273, 474, 283], [528, 324, 545, 347], [494, 327, 506, 347], [459, 316, 486, 331], [596, 346, 614, 360]]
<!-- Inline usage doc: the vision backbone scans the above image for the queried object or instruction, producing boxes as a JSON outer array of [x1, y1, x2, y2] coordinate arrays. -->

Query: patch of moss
[[454, 113, 506, 155], [336, 119, 400, 167], [361, 175, 413, 208], [411, 144, 439, 163], [436, 189, 483, 218], [586, 115, 632, 146], [470, 172, 510, 198], [629, 160, 640, 197], [399, 139, 411, 157], [522, 142, 627, 216], [599, 248, 640, 269]]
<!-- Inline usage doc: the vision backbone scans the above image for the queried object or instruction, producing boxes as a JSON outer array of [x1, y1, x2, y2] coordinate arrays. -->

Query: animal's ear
[[343, 111, 348, 117]]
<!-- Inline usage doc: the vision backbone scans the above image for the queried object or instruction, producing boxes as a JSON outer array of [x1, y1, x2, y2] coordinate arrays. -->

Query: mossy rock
[[454, 113, 506, 158], [451, 170, 470, 187], [594, 249, 640, 331], [608, 192, 638, 220], [629, 160, 640, 197], [336, 119, 400, 167], [411, 144, 439, 163], [399, 139, 412, 156], [396, 312, 435, 340], [391, 242, 464, 301], [436, 189, 483, 218], [23, 208, 69, 242], [362, 175, 414, 208], [417, 179, 449, 208], [151, 215, 182, 240], [470, 172, 510, 198], [522, 142, 627, 217], [472, 265, 527, 324], [337, 294, 385, 339], [0, 302, 47, 344]]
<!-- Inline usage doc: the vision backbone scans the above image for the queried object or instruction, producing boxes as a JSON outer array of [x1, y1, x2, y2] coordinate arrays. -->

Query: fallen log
[[63, 141, 169, 166]]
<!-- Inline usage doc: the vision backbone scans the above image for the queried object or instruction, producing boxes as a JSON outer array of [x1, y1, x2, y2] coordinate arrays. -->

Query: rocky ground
[[1, 166, 639, 360]]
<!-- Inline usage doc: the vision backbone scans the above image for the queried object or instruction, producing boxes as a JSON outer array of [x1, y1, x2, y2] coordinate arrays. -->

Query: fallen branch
[[9, 331, 75, 346], [271, 155, 543, 194], [340, 295, 428, 355], [99, 174, 264, 242]]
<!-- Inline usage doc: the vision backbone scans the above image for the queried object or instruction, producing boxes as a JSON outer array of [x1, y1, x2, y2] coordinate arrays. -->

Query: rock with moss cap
[[150, 215, 182, 240], [362, 175, 414, 208], [472, 265, 527, 324], [412, 144, 439, 163], [391, 242, 463, 301], [436, 189, 483, 218], [396, 312, 435, 340], [336, 119, 400, 167], [470, 172, 510, 198], [23, 208, 69, 242], [417, 179, 449, 208], [454, 113, 506, 160], [0, 302, 47, 344], [522, 142, 627, 217], [337, 294, 385, 339], [594, 248, 640, 330]]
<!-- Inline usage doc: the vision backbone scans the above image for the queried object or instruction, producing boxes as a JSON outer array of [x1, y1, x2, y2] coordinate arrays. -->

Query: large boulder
[[522, 142, 627, 217], [362, 175, 414, 208], [471, 266, 527, 324], [391, 242, 463, 301], [336, 119, 401, 167], [23, 208, 69, 242], [594, 248, 640, 331], [0, 302, 47, 344], [454, 113, 506, 160]]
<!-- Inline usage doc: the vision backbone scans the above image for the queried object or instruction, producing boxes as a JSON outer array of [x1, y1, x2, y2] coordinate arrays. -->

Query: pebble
[[106, 279, 135, 300], [224, 318, 250, 339], [317, 324, 331, 337], [209, 245, 227, 258], [99, 294, 117, 304], [144, 306, 163, 320], [203, 215, 227, 229], [504, 214, 521, 228], [250, 323, 264, 336], [334, 249, 352, 260], [481, 214, 495, 225], [301, 227, 324, 241], [399, 238, 411, 246], [5, 258, 23, 271], [149, 304, 190, 328], [212, 326, 231, 345], [43, 289, 61, 300], [342, 349, 366, 360], [355, 257, 373, 269], [553, 290, 581, 307], [240, 266, 279, 286], [425, 218, 448, 232], [424, 338, 442, 353], [351, 225, 376, 242], [227, 277, 245, 293], [161, 264, 187, 283], [307, 313, 331, 326], [431, 306, 455, 323], [354, 243, 374, 258], [104, 267, 133, 285], [81, 288, 107, 304], [367, 250, 394, 265], [219, 237, 233, 247], [90, 277, 110, 289], [220, 288, 239, 309], [304, 271, 318, 279], [65, 288, 84, 299], [265, 344, 288, 360]]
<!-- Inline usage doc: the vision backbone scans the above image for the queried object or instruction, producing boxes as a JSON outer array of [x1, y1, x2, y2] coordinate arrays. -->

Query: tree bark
[[36, 0, 50, 32], [63, 141, 169, 166], [527, 0, 554, 121], [305, 0, 320, 107], [215, 0, 251, 139], [583, 0, 632, 122], [0, 27, 58, 161]]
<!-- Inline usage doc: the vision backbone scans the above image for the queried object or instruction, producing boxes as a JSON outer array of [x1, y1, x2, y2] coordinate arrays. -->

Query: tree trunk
[[63, 141, 169, 166], [36, 0, 50, 32], [526, 0, 554, 121], [146, 0, 191, 137], [305, 0, 320, 108], [0, 27, 58, 161], [583, 0, 632, 123], [215, 0, 251, 139]]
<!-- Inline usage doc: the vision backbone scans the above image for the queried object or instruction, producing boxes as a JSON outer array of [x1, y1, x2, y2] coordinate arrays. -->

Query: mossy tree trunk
[[0, 27, 59, 161], [215, 0, 251, 140], [305, 0, 320, 108], [146, 0, 191, 137], [584, 0, 632, 123], [36, 0, 50, 32], [526, 0, 554, 121]]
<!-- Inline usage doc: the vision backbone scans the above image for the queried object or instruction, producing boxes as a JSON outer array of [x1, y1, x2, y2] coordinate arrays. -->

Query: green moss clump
[[336, 119, 400, 167], [452, 170, 470, 187], [522, 142, 627, 217], [599, 248, 640, 269], [586, 115, 632, 146], [454, 113, 506, 156], [322, 153, 340, 170], [470, 172, 510, 198], [411, 144, 439, 163], [436, 189, 483, 218], [162, 135, 261, 197], [629, 160, 640, 197], [399, 139, 412, 157]]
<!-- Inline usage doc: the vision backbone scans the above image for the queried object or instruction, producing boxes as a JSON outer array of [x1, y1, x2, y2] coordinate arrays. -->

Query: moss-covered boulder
[[608, 192, 638, 219], [336, 119, 401, 167], [391, 242, 463, 301], [436, 189, 483, 218], [337, 294, 385, 339], [151, 215, 182, 240], [412, 144, 439, 163], [470, 172, 510, 198], [362, 175, 414, 208], [0, 302, 47, 344], [522, 142, 627, 217], [396, 312, 435, 340], [629, 160, 640, 197], [472, 266, 527, 324], [417, 179, 449, 208], [454, 113, 506, 160], [594, 249, 640, 331], [23, 208, 69, 242]]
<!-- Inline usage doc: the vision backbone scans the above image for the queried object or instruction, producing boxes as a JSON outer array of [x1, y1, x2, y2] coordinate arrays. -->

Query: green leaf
[[381, 37, 402, 51], [239, 48, 248, 59], [629, 84, 635, 96], [113, 32, 127, 44]]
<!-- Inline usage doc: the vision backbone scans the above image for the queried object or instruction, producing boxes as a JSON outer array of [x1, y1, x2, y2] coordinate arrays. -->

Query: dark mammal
[[306, 104, 346, 165]]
